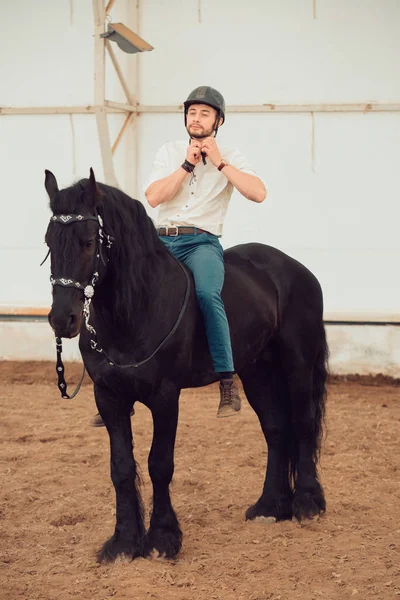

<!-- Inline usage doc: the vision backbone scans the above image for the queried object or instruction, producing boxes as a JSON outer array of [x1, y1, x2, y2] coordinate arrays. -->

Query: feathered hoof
[[245, 494, 292, 522], [97, 533, 143, 563], [142, 527, 182, 560], [292, 487, 326, 522]]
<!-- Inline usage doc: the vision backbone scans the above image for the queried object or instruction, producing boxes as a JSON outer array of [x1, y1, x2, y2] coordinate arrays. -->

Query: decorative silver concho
[[84, 285, 95, 298]]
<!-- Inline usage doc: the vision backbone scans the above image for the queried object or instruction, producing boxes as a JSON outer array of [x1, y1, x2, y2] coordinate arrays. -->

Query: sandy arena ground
[[0, 362, 399, 600]]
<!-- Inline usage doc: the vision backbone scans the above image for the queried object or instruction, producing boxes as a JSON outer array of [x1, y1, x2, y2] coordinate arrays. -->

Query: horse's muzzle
[[48, 309, 82, 339]]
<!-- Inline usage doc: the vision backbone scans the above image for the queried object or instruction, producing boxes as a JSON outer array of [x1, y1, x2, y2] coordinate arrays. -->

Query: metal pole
[[92, 0, 118, 187]]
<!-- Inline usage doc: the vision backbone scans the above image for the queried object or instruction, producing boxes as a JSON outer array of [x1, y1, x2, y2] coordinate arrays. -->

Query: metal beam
[[105, 40, 136, 105], [126, 0, 140, 198], [105, 100, 137, 112], [105, 0, 117, 13], [2, 102, 400, 116], [136, 102, 400, 114], [93, 0, 118, 187], [0, 106, 99, 115], [112, 112, 135, 154]]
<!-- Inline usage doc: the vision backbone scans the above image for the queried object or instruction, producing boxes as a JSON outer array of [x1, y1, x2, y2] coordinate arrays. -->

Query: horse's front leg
[[95, 385, 145, 563], [143, 383, 182, 558]]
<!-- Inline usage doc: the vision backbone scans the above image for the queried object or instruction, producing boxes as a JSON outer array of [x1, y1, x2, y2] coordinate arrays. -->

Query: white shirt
[[145, 140, 263, 237]]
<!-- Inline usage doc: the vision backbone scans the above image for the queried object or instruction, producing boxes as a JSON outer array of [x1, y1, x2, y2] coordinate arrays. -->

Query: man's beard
[[187, 125, 214, 139]]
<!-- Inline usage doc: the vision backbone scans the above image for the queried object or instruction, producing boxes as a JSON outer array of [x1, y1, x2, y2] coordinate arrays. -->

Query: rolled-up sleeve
[[143, 144, 171, 194], [229, 148, 268, 192]]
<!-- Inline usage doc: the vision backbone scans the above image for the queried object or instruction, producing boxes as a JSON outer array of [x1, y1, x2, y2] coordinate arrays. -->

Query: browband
[[50, 214, 99, 225]]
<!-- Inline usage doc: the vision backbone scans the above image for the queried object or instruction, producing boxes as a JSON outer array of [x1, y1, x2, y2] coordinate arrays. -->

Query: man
[[145, 86, 267, 418]]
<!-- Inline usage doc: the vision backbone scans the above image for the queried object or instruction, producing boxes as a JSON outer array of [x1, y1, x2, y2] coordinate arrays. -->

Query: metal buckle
[[166, 226, 179, 236]]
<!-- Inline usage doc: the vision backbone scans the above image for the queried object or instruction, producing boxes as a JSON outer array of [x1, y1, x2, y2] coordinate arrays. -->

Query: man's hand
[[200, 137, 223, 168], [186, 139, 202, 165]]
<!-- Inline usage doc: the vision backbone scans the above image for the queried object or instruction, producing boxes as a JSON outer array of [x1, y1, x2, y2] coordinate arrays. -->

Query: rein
[[86, 259, 190, 370], [45, 211, 190, 398]]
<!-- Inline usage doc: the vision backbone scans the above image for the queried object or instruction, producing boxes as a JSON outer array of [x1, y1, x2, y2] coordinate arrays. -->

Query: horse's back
[[224, 242, 323, 308], [225, 243, 320, 283], [223, 242, 323, 341], [222, 243, 280, 316]]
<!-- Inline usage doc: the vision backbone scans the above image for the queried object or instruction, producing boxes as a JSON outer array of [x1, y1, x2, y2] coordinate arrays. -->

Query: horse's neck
[[94, 251, 186, 342]]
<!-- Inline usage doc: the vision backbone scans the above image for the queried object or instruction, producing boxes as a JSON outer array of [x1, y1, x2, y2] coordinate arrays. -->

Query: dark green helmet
[[184, 86, 225, 124]]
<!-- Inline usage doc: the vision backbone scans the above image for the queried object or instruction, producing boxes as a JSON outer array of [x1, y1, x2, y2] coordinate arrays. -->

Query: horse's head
[[44, 169, 103, 338]]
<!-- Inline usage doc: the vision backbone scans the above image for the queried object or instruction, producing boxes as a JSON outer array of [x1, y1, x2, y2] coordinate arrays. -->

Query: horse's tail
[[312, 322, 329, 462], [287, 322, 329, 485]]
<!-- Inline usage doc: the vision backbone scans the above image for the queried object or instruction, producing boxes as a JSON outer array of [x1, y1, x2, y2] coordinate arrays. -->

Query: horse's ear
[[44, 170, 59, 200], [83, 168, 103, 209]]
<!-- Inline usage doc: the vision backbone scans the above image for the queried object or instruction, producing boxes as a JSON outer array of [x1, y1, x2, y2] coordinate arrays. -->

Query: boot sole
[[216, 410, 241, 418], [90, 409, 135, 428]]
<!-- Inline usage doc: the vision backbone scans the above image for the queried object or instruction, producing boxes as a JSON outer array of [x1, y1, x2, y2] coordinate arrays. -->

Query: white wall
[[137, 0, 400, 319], [139, 0, 399, 105], [0, 0, 132, 308], [2, 321, 400, 378], [1, 0, 400, 372]]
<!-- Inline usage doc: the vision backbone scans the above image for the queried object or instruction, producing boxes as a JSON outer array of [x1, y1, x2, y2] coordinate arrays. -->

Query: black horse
[[44, 169, 328, 562]]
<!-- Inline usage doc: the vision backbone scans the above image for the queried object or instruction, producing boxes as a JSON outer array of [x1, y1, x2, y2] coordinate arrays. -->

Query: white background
[[1, 0, 399, 321]]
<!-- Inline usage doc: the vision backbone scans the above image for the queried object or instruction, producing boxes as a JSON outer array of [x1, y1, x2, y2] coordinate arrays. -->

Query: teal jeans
[[159, 232, 234, 373]]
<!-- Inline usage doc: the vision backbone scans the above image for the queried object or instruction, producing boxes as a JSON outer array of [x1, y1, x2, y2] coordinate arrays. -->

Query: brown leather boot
[[217, 378, 241, 418], [90, 408, 135, 427]]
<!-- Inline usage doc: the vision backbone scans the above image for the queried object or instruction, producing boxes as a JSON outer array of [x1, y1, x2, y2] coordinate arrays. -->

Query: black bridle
[[45, 212, 110, 398], [45, 212, 190, 399]]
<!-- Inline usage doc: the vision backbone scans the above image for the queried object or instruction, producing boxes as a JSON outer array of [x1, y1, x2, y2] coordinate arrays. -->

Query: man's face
[[186, 103, 219, 139]]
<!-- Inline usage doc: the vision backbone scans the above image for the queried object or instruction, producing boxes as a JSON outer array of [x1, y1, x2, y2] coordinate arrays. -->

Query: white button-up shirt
[[145, 140, 264, 236]]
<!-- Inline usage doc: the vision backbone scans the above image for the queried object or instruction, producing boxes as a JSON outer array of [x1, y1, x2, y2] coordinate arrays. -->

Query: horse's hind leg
[[239, 352, 293, 522], [143, 381, 182, 559], [280, 325, 327, 521]]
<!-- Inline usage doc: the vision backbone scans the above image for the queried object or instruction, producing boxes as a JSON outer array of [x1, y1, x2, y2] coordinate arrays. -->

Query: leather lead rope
[[56, 337, 86, 399]]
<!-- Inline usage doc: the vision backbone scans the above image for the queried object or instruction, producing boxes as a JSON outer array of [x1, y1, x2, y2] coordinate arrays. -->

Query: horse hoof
[[292, 488, 326, 522], [245, 495, 292, 521], [148, 549, 166, 560], [254, 516, 277, 525], [142, 527, 182, 560], [97, 533, 142, 563]]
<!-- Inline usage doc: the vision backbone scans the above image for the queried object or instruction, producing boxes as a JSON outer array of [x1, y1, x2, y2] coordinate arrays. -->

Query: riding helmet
[[184, 86, 226, 124]]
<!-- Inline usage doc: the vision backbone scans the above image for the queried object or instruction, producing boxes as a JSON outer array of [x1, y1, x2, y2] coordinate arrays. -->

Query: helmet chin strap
[[213, 112, 221, 137], [188, 136, 207, 165], [187, 111, 221, 165]]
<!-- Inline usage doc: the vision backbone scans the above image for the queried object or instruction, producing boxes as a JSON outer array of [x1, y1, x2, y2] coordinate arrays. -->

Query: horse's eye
[[84, 239, 95, 249]]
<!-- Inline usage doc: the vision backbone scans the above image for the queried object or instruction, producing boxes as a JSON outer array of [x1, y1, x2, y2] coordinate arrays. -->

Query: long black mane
[[51, 179, 169, 327]]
